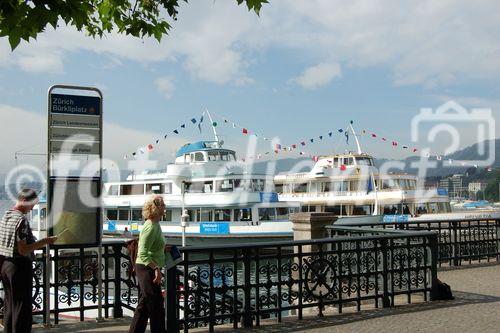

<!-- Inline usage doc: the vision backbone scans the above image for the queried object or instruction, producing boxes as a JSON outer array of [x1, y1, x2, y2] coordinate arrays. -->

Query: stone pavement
[[33, 263, 500, 333]]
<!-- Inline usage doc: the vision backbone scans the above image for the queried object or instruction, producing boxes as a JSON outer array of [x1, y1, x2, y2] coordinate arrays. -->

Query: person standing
[[0, 189, 57, 333], [129, 195, 166, 333]]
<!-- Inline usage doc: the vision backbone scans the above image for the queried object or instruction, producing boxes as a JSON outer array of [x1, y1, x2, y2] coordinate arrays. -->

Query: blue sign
[[383, 215, 410, 223], [107, 220, 116, 232], [260, 192, 279, 203], [200, 222, 230, 235], [437, 188, 448, 196], [51, 93, 100, 115]]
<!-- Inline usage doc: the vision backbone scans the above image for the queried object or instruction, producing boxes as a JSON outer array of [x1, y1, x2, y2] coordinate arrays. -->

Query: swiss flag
[[147, 144, 154, 151], [242, 128, 248, 134], [340, 164, 346, 171]]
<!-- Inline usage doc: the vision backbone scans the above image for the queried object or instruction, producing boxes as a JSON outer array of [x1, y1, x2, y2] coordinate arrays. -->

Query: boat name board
[[200, 222, 230, 235]]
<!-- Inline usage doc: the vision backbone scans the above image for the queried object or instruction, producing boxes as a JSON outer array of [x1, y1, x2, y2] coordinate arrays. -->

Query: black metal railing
[[328, 218, 500, 267], [0, 240, 139, 323], [175, 228, 439, 332]]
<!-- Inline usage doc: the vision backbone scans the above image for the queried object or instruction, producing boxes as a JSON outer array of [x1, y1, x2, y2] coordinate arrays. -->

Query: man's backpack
[[436, 279, 454, 300]]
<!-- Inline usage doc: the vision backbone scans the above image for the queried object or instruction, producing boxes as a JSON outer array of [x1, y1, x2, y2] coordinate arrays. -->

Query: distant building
[[439, 174, 467, 199], [468, 181, 488, 200]]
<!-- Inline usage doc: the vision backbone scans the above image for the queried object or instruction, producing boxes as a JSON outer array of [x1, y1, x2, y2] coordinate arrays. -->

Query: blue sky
[[0, 0, 499, 175]]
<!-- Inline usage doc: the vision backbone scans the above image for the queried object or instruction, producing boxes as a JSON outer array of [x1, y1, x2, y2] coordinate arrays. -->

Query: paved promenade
[[33, 263, 500, 333]]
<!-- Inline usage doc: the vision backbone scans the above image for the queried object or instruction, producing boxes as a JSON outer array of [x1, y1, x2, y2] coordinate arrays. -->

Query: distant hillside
[[254, 139, 499, 177]]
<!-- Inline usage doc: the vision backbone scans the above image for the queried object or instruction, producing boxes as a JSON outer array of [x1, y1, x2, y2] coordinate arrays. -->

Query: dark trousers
[[129, 264, 165, 333], [1, 257, 33, 333]]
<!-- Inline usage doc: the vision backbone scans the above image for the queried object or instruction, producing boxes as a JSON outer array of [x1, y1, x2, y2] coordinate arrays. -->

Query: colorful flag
[[164, 134, 168, 139], [198, 115, 204, 132], [412, 148, 418, 152], [345, 131, 349, 144], [173, 129, 179, 134], [301, 141, 306, 146], [338, 129, 343, 133], [371, 133, 377, 138], [191, 118, 197, 124], [181, 124, 186, 128], [392, 141, 397, 146], [292, 144, 297, 149], [275, 144, 282, 150], [242, 128, 248, 134], [147, 144, 154, 151], [319, 135, 323, 140], [155, 139, 159, 144], [310, 138, 314, 143], [328, 132, 333, 137], [382, 137, 387, 141]]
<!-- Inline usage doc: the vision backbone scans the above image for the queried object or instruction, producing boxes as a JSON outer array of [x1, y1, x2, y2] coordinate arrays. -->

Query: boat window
[[325, 181, 348, 192], [108, 185, 119, 196], [131, 209, 142, 221], [219, 152, 229, 161], [216, 179, 233, 192], [120, 184, 144, 195], [184, 154, 191, 163], [356, 157, 373, 166], [384, 205, 400, 215], [214, 209, 231, 222], [352, 205, 371, 215], [162, 209, 173, 222], [195, 152, 205, 162], [381, 179, 396, 189], [276, 207, 289, 219], [106, 209, 118, 220], [325, 205, 346, 215], [187, 209, 197, 222], [259, 208, 276, 221], [416, 204, 428, 214], [333, 157, 339, 167], [185, 181, 206, 193], [146, 183, 162, 194], [289, 207, 300, 214], [234, 208, 252, 222], [427, 202, 438, 213], [197, 208, 213, 222], [163, 183, 172, 194], [275, 184, 284, 194], [292, 183, 308, 193], [234, 179, 252, 191], [118, 209, 129, 221], [252, 179, 265, 192], [344, 157, 354, 165], [208, 151, 220, 161]]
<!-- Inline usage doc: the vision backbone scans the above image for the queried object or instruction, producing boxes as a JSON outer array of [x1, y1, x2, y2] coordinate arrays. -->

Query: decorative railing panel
[[329, 218, 500, 267], [177, 229, 438, 332]]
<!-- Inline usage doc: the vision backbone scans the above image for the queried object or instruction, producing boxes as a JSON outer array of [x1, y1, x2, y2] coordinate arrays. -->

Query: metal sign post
[[46, 85, 104, 326]]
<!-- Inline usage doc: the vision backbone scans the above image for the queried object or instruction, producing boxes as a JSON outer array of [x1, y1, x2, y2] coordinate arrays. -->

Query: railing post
[[496, 219, 500, 262], [166, 266, 179, 332], [451, 221, 459, 266], [429, 233, 439, 301], [380, 239, 391, 308], [112, 244, 123, 318], [242, 248, 253, 328]]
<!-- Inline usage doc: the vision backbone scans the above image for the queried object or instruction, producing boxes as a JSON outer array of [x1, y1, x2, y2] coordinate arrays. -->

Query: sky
[[1, 0, 499, 179]]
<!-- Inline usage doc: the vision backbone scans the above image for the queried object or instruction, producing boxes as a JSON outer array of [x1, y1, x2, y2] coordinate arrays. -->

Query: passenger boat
[[102, 119, 299, 243], [274, 124, 453, 219]]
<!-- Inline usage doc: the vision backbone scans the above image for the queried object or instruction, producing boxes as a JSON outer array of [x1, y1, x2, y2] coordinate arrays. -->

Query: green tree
[[484, 169, 500, 202], [0, 0, 268, 50]]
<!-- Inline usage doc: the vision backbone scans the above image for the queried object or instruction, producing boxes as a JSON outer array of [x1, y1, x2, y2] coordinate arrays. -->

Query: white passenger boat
[[102, 138, 299, 243], [274, 124, 454, 220]]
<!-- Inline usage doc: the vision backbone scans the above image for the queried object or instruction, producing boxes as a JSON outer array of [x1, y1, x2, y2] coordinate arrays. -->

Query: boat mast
[[348, 122, 363, 154], [205, 109, 220, 144]]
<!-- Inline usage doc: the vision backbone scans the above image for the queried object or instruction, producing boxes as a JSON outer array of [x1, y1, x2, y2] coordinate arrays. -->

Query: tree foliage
[[0, 0, 268, 50]]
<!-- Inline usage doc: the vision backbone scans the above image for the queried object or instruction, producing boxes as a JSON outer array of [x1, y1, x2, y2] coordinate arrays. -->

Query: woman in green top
[[129, 195, 166, 333]]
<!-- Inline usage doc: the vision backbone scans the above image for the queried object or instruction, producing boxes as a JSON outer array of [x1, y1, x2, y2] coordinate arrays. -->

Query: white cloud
[[289, 62, 341, 89], [155, 76, 175, 100], [2, 0, 500, 88]]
